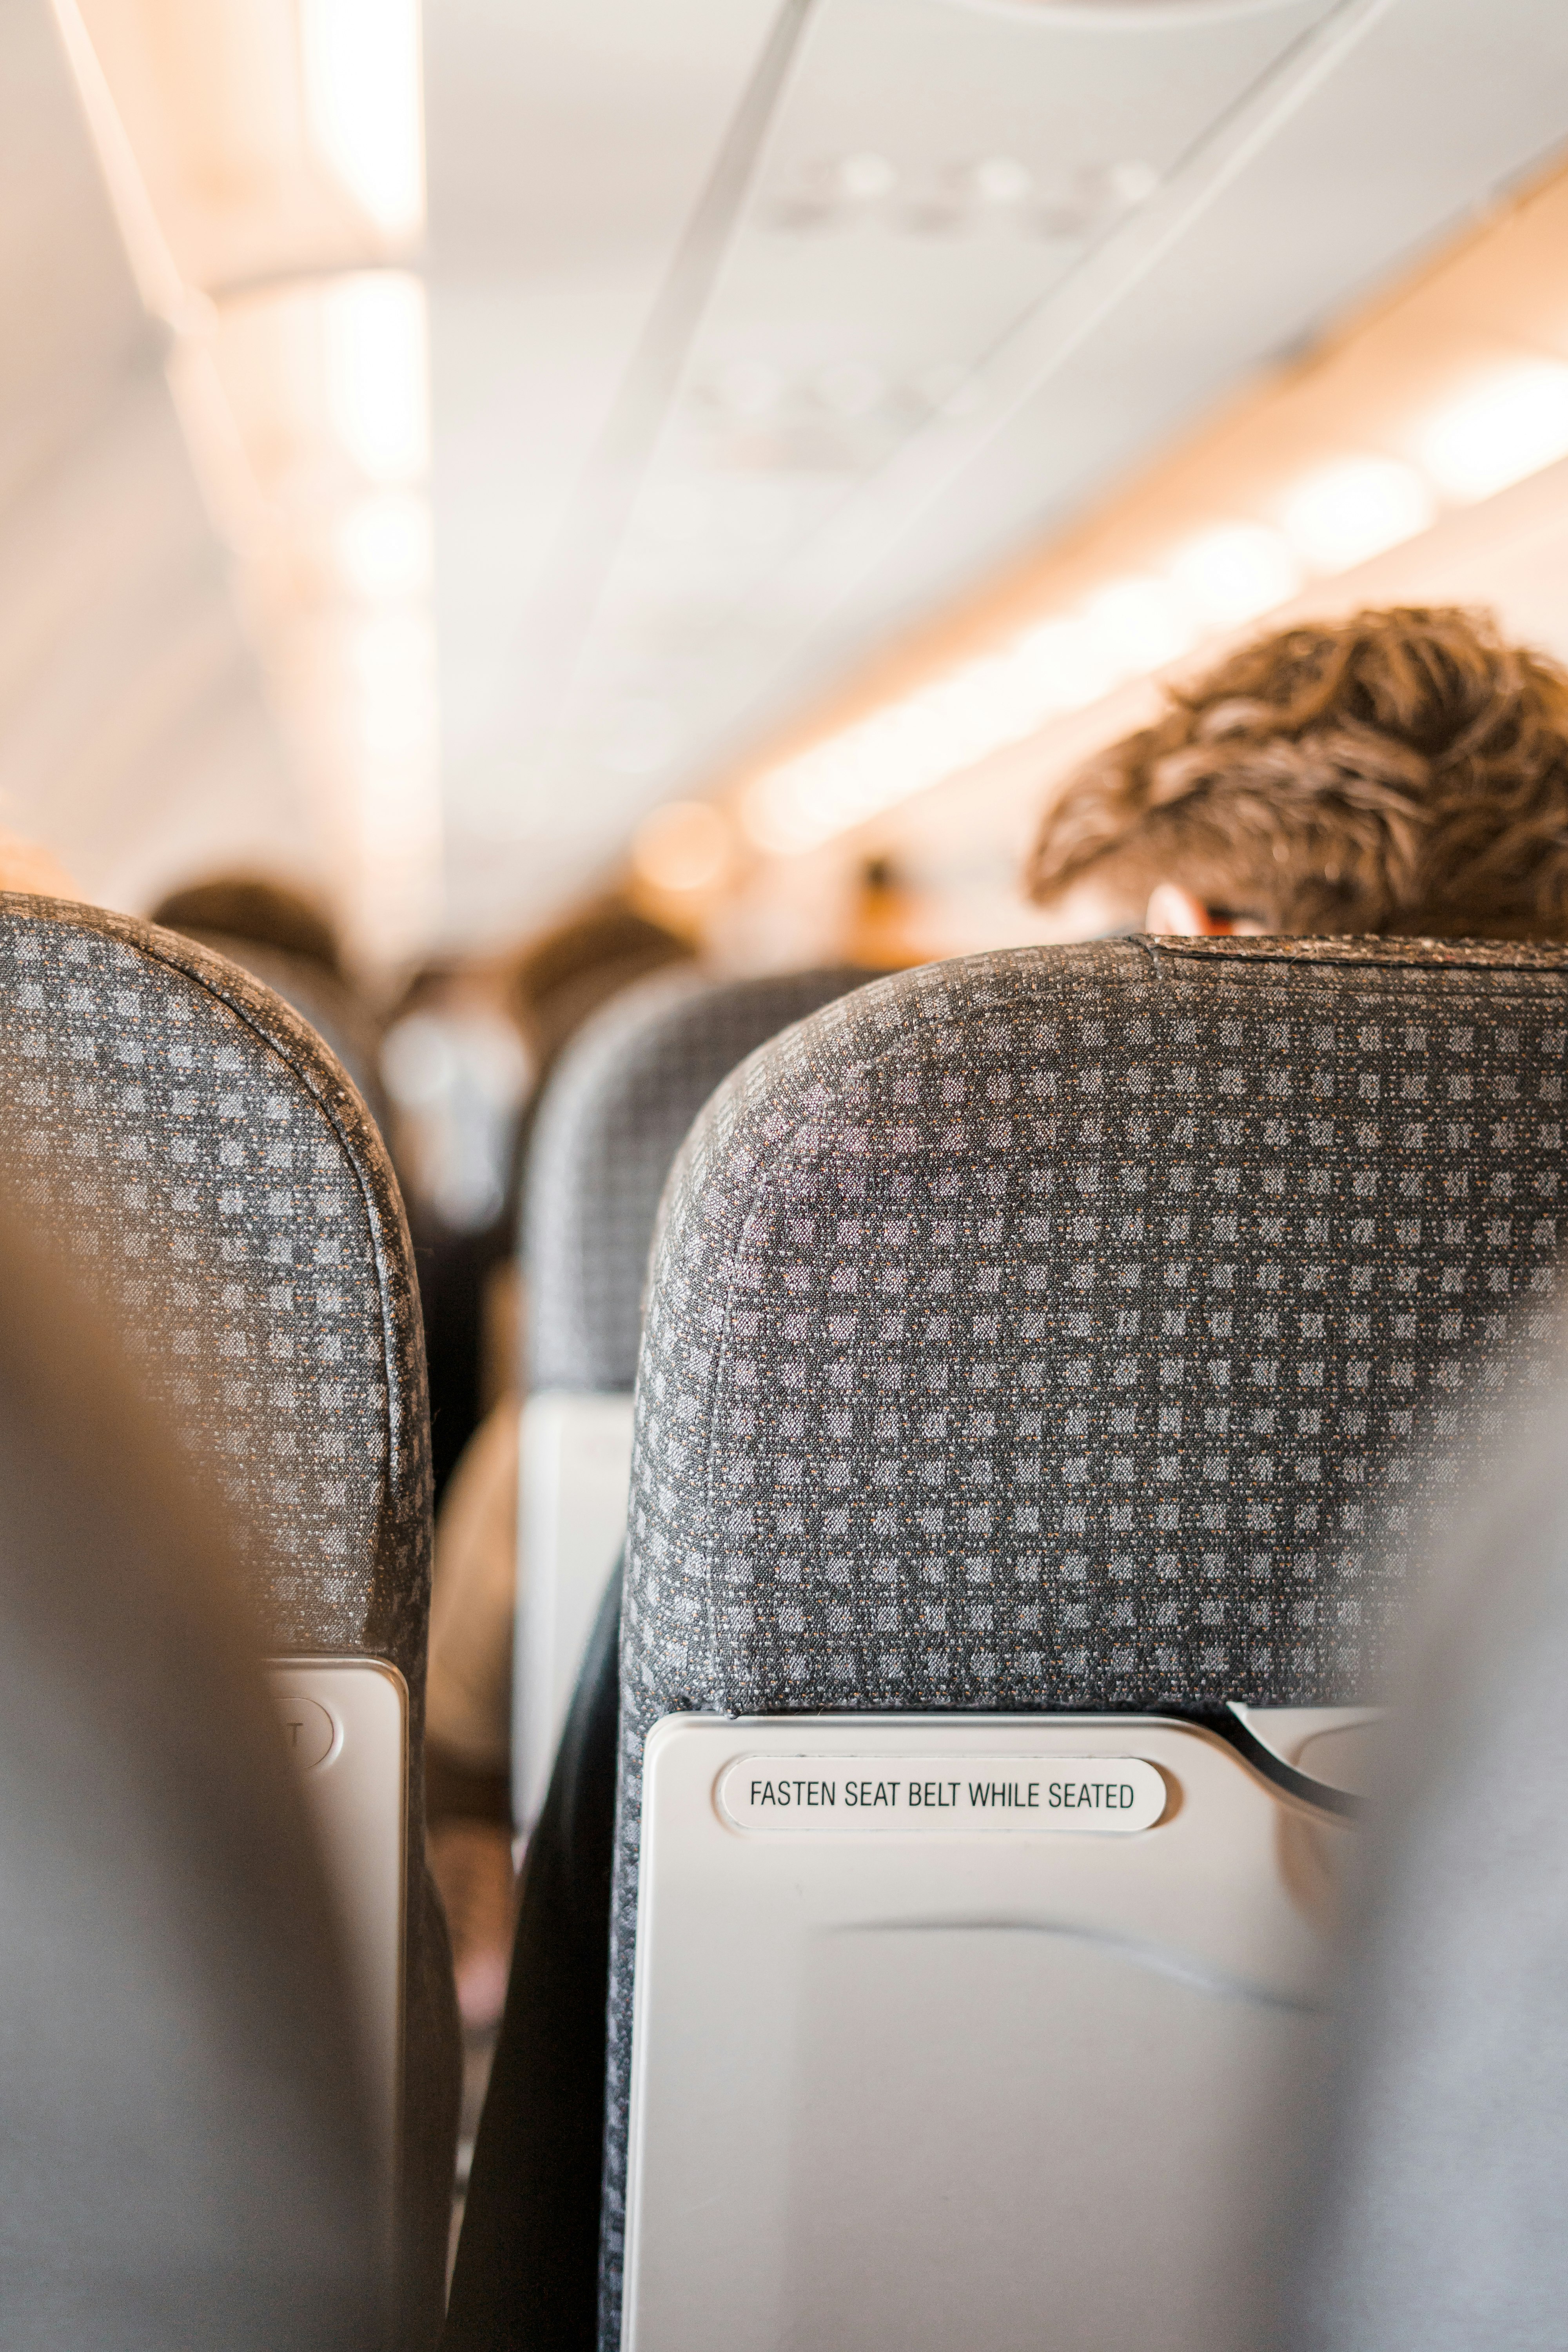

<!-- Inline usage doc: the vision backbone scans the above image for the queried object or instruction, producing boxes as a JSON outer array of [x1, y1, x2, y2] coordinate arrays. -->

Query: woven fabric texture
[[599, 934, 1568, 2341], [175, 926, 394, 1144], [525, 966, 870, 1392], [0, 897, 431, 1682], [0, 896, 455, 2342]]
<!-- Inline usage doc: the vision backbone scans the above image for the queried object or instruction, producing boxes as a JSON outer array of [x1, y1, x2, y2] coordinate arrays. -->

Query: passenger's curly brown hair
[[1025, 605, 1568, 936]]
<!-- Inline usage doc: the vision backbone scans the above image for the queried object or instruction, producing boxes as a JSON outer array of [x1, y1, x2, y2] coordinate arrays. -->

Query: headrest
[[524, 965, 872, 1393], [0, 895, 430, 1687], [624, 936, 1568, 1720]]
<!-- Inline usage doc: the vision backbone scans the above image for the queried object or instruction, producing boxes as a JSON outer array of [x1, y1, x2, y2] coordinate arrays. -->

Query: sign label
[[717, 1755, 1167, 1836]]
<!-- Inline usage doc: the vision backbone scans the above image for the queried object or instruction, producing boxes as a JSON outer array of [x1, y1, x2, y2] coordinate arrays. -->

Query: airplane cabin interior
[[5, 0, 1568, 2347]]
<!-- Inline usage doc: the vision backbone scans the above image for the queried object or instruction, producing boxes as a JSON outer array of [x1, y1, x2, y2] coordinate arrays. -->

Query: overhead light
[[336, 492, 432, 597], [1278, 454, 1435, 572], [1102, 159, 1160, 209], [1418, 362, 1568, 502], [742, 617, 1126, 856], [346, 609, 438, 762], [300, 0, 425, 238], [632, 801, 732, 894], [1078, 575, 1197, 676], [323, 272, 430, 484], [832, 152, 897, 203], [1004, 617, 1117, 715], [969, 156, 1033, 206], [1165, 523, 1301, 624]]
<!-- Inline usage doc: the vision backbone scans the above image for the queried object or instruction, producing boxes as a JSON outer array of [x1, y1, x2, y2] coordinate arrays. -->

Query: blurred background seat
[[597, 935, 1568, 2352], [0, 890, 460, 2350], [0, 1209, 387, 2352], [511, 961, 874, 1835]]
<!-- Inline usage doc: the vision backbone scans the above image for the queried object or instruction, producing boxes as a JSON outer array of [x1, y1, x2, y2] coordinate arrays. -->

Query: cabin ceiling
[[6, 0, 1568, 956], [429, 0, 1568, 944], [0, 0, 312, 920]]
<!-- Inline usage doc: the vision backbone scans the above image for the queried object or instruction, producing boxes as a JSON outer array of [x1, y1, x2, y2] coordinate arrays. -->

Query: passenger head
[[509, 893, 692, 1083], [151, 875, 345, 978], [1025, 604, 1568, 940]]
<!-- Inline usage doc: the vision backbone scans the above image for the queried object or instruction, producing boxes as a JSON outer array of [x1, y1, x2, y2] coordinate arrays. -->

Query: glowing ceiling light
[[833, 152, 897, 203], [632, 800, 732, 895], [300, 0, 425, 237], [323, 273, 429, 483], [346, 609, 438, 760], [970, 155, 1033, 206], [1279, 455, 1435, 572], [1166, 522, 1301, 625], [1418, 361, 1568, 503], [1079, 575, 1197, 677], [336, 491, 432, 597], [740, 619, 1126, 857]]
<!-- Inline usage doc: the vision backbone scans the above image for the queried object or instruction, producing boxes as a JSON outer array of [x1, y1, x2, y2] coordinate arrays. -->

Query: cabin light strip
[[51, 0, 440, 960], [740, 359, 1568, 857]]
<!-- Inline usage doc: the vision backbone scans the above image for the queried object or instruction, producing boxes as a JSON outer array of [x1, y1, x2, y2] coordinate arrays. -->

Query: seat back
[[0, 894, 457, 2346], [169, 924, 394, 1142], [0, 1210, 386, 2352], [608, 936, 1568, 2352], [513, 965, 869, 1829]]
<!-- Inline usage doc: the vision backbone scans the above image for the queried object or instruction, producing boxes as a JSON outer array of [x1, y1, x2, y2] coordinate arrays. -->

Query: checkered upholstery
[[525, 966, 871, 1394], [0, 895, 455, 2345], [172, 926, 393, 1145], [599, 934, 1568, 2340]]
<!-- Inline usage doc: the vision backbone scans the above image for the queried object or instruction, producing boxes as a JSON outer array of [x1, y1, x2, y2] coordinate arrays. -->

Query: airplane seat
[[159, 920, 395, 1144], [513, 963, 871, 1833], [0, 891, 459, 2349], [1283, 1329, 1568, 2350], [0, 1206, 387, 2352], [606, 934, 1568, 2352]]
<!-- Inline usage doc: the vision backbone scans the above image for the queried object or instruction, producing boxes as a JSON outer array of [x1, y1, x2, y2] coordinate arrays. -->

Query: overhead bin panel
[[596, 0, 1337, 646], [809, 0, 1568, 674], [499, 0, 1568, 924]]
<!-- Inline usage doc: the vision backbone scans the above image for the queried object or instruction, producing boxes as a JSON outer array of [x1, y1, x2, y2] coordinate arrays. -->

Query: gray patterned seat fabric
[[170, 925, 394, 1145], [525, 965, 873, 1394], [603, 934, 1568, 2339], [0, 894, 459, 2349], [513, 964, 875, 1830]]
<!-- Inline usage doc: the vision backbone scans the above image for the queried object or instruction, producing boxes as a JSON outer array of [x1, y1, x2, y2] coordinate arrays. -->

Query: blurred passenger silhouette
[[846, 853, 925, 969], [0, 1212, 386, 2352], [423, 895, 692, 2031], [1281, 1325, 1568, 2351], [1027, 605, 1568, 942]]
